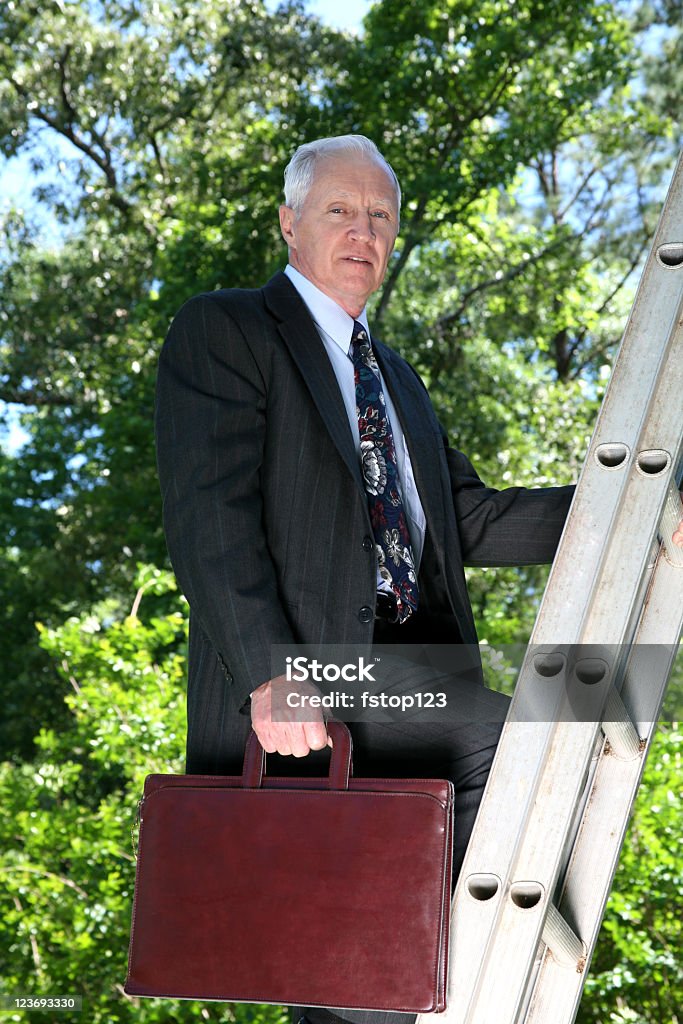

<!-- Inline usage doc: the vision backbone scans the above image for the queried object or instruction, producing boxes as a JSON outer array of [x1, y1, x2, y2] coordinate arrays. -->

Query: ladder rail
[[416, 149, 683, 1024], [435, 381, 683, 1024], [525, 555, 683, 1023]]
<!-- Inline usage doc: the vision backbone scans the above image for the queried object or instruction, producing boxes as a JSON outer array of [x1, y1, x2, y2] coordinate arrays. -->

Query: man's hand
[[250, 674, 333, 756], [673, 494, 683, 547]]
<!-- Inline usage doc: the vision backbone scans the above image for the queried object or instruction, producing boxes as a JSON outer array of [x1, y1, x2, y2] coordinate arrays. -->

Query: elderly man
[[154, 135, 682, 1024]]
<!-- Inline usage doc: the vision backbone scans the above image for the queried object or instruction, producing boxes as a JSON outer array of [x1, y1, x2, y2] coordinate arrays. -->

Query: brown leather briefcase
[[124, 719, 454, 1013]]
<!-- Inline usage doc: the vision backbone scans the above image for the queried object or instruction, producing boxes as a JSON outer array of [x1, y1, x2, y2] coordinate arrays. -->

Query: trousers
[[289, 608, 511, 1024]]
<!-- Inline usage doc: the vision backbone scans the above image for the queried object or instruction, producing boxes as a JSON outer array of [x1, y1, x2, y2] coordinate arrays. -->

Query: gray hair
[[283, 134, 401, 215]]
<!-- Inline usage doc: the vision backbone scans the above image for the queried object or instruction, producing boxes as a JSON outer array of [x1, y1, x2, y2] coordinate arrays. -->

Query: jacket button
[[362, 536, 374, 552], [358, 606, 373, 624], [224, 672, 233, 684]]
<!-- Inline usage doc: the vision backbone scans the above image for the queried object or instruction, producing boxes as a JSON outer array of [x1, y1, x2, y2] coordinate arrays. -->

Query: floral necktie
[[351, 321, 419, 623]]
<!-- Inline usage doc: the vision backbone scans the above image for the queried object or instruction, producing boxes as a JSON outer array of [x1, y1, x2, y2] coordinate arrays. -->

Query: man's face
[[279, 154, 399, 318]]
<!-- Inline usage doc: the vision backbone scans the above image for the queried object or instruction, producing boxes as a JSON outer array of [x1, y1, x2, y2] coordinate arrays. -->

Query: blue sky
[[292, 0, 370, 29]]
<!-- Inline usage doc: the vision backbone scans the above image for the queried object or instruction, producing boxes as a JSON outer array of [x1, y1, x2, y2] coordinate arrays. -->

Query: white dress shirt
[[284, 264, 426, 579]]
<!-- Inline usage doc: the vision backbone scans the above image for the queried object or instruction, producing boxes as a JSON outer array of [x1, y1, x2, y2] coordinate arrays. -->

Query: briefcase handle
[[241, 718, 353, 790]]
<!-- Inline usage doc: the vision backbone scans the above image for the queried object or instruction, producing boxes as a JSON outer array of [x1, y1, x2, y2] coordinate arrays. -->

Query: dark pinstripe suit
[[155, 269, 573, 1024], [155, 270, 572, 775]]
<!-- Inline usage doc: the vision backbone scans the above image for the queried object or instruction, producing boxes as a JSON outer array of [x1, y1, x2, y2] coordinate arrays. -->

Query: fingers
[[673, 519, 683, 547], [277, 722, 316, 758], [250, 677, 329, 756], [304, 720, 331, 752], [675, 495, 683, 547], [254, 720, 328, 757]]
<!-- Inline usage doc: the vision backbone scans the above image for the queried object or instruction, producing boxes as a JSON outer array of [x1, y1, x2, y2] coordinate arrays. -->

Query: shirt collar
[[284, 264, 371, 355]]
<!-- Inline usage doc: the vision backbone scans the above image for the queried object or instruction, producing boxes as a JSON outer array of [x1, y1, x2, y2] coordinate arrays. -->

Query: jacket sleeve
[[445, 440, 575, 567], [154, 293, 296, 708]]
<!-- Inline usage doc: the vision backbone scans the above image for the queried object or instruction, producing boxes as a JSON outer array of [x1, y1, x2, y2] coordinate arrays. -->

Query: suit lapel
[[262, 273, 365, 495], [262, 272, 448, 561]]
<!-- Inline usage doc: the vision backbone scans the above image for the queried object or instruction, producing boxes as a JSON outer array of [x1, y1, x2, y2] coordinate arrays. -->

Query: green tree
[[577, 724, 683, 1024], [0, 0, 349, 758], [0, 0, 666, 755], [1, 571, 680, 1021], [1, 1, 682, 1017], [0, 566, 288, 1024]]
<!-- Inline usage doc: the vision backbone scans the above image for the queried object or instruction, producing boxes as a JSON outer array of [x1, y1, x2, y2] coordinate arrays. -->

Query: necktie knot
[[351, 321, 373, 366]]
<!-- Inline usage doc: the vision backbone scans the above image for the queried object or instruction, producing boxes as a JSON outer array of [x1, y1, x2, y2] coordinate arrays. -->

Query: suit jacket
[[155, 271, 574, 773]]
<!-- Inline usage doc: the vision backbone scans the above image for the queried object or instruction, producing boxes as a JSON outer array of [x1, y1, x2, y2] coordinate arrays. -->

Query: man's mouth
[[343, 256, 372, 264]]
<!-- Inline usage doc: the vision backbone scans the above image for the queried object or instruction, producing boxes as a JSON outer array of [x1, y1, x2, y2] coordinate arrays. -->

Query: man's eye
[[372, 210, 389, 219], [329, 207, 344, 214]]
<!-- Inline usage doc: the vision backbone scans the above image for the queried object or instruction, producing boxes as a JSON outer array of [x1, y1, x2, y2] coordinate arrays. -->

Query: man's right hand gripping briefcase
[[124, 719, 454, 1013]]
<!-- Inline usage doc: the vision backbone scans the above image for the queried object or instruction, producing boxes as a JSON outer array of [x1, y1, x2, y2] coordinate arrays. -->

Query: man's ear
[[279, 205, 296, 248]]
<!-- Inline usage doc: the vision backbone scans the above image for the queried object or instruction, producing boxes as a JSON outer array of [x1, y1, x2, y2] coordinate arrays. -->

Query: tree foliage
[[0, 0, 681, 1019], [577, 725, 683, 1024], [0, 567, 289, 1023], [0, 572, 680, 1021]]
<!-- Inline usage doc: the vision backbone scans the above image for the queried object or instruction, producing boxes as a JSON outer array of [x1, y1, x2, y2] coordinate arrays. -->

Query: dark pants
[[289, 609, 510, 1024]]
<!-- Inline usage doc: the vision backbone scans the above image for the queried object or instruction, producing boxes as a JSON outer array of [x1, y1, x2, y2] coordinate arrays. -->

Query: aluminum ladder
[[418, 150, 683, 1024]]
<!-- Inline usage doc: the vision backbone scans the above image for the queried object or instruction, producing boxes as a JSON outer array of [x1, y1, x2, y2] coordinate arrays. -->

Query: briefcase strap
[[241, 718, 352, 789]]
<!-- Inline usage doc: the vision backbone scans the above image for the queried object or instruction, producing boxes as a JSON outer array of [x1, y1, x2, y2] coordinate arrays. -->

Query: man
[[154, 135, 683, 1024]]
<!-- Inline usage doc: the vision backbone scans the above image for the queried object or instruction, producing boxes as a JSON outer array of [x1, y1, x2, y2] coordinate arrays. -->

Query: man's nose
[[348, 211, 375, 241]]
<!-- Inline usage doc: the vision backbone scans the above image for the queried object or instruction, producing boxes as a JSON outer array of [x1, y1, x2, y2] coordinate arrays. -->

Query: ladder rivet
[[533, 653, 565, 678], [656, 241, 683, 267], [510, 881, 544, 910], [595, 442, 629, 469], [466, 873, 500, 902], [636, 449, 670, 476]]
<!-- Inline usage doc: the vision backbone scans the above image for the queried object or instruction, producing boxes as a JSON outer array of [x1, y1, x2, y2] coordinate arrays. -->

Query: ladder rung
[[541, 903, 586, 971], [602, 686, 643, 760]]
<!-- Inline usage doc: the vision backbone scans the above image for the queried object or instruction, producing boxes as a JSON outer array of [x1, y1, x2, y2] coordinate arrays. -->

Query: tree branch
[[570, 337, 620, 380], [374, 193, 429, 326], [567, 229, 651, 372], [9, 70, 132, 217], [149, 132, 165, 180], [0, 386, 74, 407], [12, 894, 44, 978], [57, 44, 76, 127], [534, 157, 551, 201], [558, 165, 600, 221], [435, 232, 575, 334], [2, 865, 88, 900]]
